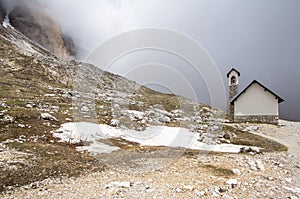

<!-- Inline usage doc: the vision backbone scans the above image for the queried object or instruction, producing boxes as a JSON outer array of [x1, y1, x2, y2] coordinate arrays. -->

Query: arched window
[[231, 76, 236, 85]]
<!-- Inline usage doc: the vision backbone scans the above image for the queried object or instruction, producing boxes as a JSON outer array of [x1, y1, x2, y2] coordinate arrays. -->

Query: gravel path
[[247, 120, 300, 160]]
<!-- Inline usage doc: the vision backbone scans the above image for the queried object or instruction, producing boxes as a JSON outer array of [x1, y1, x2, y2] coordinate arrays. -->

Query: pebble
[[17, 124, 25, 128]]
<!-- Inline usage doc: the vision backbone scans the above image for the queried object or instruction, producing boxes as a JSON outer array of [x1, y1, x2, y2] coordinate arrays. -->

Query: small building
[[227, 68, 284, 124]]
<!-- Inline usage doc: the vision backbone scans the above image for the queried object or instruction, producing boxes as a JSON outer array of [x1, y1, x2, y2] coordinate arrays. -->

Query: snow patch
[[52, 122, 261, 154]]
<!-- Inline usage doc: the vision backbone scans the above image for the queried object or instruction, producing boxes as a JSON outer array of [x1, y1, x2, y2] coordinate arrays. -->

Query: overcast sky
[[39, 0, 300, 121]]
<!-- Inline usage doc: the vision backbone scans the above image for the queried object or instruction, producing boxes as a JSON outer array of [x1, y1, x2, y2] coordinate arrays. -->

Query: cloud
[[39, 0, 138, 58]]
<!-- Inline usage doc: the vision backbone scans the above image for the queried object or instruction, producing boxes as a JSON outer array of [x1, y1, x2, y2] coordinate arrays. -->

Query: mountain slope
[[0, 22, 219, 191]]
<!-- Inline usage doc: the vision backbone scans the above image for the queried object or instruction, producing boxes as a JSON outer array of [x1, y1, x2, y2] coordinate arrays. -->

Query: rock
[[219, 138, 231, 144], [226, 179, 238, 188], [175, 188, 182, 193], [44, 94, 56, 97], [195, 190, 205, 196], [127, 110, 144, 121], [2, 115, 14, 123], [243, 126, 259, 132], [159, 116, 171, 123], [145, 186, 155, 193], [0, 102, 9, 108], [256, 160, 265, 171], [223, 133, 231, 140], [183, 185, 194, 191], [214, 187, 227, 195], [240, 146, 261, 154], [102, 111, 109, 116], [25, 102, 36, 108], [41, 113, 57, 121], [110, 119, 119, 127], [81, 106, 89, 113], [232, 168, 241, 175], [17, 124, 25, 128], [9, 3, 76, 59], [285, 178, 293, 183], [247, 159, 258, 171], [267, 176, 274, 181], [107, 181, 131, 188]]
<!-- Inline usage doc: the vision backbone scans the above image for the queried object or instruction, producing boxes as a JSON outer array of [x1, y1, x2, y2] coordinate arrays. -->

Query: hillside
[[0, 18, 221, 191]]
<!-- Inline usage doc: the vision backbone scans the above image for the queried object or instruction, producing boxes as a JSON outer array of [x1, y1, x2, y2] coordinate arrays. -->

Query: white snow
[[77, 142, 119, 154], [52, 122, 261, 154]]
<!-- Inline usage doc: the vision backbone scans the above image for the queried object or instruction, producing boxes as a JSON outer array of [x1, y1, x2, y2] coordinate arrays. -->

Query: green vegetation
[[200, 164, 234, 177], [223, 125, 288, 152]]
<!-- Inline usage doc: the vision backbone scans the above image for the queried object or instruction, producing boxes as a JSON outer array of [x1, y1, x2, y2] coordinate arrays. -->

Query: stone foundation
[[234, 115, 279, 125]]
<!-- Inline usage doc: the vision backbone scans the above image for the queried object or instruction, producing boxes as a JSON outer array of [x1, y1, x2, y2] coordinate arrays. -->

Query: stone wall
[[229, 85, 238, 122], [234, 115, 279, 125], [229, 104, 234, 122], [229, 85, 238, 100]]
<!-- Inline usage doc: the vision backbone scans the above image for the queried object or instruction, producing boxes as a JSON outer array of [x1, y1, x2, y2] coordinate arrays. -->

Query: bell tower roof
[[227, 68, 240, 78]]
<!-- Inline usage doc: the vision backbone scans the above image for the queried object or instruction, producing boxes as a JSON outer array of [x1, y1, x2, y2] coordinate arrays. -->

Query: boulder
[[159, 116, 171, 123]]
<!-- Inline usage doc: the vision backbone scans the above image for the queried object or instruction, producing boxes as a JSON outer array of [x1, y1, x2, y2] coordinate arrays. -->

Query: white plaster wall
[[234, 83, 278, 116]]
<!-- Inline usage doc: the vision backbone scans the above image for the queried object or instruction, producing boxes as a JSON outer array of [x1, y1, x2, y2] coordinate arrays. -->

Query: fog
[[3, 0, 300, 121]]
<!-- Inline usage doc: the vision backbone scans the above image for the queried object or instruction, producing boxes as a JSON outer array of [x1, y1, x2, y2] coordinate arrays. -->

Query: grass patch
[[108, 138, 166, 152], [200, 164, 234, 177], [223, 125, 288, 152], [0, 141, 105, 192]]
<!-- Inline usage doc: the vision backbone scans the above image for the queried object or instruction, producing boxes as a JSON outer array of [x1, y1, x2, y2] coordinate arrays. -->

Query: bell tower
[[227, 68, 240, 121]]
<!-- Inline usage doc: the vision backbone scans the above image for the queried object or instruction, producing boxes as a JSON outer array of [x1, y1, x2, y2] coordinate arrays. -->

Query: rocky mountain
[[0, 0, 76, 59]]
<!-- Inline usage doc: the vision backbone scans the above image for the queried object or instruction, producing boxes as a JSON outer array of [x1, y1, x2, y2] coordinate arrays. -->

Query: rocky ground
[[1, 121, 299, 199]]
